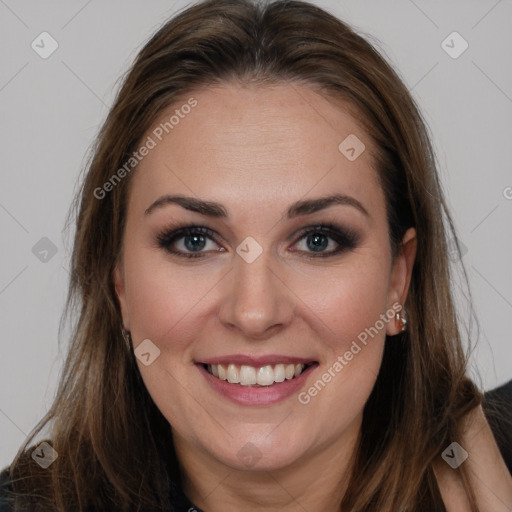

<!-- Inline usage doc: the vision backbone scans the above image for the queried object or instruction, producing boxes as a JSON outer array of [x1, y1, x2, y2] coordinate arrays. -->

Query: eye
[[156, 226, 223, 258], [156, 223, 359, 259], [291, 223, 359, 258]]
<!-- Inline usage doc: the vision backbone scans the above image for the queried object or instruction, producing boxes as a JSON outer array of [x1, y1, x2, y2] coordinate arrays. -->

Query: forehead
[[129, 83, 384, 220]]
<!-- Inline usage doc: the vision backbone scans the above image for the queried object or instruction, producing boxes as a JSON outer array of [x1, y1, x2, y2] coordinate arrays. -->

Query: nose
[[218, 250, 295, 340]]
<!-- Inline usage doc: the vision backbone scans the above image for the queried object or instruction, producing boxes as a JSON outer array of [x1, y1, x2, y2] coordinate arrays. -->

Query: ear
[[113, 263, 130, 331], [386, 227, 417, 335]]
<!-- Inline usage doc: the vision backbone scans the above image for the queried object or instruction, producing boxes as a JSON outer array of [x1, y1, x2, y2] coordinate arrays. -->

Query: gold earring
[[121, 326, 132, 351]]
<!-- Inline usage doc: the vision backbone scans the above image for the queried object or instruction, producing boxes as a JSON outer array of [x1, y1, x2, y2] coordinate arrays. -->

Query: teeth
[[218, 364, 227, 380], [274, 364, 285, 383], [256, 365, 274, 386], [239, 365, 257, 385], [227, 364, 240, 383], [206, 362, 307, 386]]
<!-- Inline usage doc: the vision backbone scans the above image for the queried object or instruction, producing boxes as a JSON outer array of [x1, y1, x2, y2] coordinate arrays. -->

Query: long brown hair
[[6, 0, 482, 510]]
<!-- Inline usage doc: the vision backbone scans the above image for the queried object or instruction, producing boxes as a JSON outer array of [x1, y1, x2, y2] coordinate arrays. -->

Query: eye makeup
[[154, 221, 361, 260]]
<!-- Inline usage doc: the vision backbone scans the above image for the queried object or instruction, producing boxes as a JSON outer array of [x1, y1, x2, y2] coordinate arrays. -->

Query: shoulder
[[483, 378, 512, 473], [0, 466, 14, 512], [1, 460, 202, 512]]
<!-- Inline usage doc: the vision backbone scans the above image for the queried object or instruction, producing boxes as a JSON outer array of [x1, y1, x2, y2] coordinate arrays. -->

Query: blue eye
[[291, 223, 359, 259], [156, 223, 359, 259], [156, 226, 221, 258]]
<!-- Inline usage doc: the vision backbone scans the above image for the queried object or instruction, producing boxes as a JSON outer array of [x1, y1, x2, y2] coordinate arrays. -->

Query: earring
[[396, 310, 407, 332], [121, 326, 132, 351]]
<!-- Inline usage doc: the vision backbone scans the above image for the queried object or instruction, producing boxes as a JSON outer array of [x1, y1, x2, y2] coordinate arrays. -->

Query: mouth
[[202, 361, 317, 387], [195, 357, 319, 406]]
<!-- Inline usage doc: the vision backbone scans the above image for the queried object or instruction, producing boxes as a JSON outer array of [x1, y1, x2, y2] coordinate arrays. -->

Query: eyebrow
[[144, 193, 369, 219]]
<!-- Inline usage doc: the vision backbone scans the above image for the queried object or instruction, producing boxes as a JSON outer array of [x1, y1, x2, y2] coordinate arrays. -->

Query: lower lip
[[196, 363, 318, 406]]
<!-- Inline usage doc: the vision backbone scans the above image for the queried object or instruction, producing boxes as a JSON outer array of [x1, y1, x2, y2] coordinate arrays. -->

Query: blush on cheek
[[125, 260, 220, 348], [302, 289, 390, 356], [291, 253, 390, 332]]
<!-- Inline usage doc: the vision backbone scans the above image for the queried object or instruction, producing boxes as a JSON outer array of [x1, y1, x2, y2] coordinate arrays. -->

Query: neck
[[173, 415, 361, 512]]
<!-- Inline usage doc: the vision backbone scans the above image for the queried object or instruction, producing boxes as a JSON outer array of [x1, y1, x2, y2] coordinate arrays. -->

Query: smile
[[196, 357, 319, 406], [205, 362, 314, 386]]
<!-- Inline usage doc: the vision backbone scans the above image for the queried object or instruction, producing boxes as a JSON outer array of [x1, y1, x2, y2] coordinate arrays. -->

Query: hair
[[5, 0, 487, 510]]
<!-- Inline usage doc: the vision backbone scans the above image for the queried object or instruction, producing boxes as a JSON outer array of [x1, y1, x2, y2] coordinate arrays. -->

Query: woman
[[1, 0, 511, 510]]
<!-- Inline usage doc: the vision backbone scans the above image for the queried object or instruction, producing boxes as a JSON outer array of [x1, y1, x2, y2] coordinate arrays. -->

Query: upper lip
[[197, 355, 317, 366]]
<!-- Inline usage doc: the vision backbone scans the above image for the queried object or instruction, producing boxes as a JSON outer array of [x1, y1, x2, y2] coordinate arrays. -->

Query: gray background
[[1, 0, 511, 468]]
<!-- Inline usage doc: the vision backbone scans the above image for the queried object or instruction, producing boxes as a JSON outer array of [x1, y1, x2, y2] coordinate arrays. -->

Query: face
[[113, 83, 416, 473]]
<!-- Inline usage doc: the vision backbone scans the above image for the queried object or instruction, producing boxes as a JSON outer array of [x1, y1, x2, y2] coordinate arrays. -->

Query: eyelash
[[155, 223, 359, 260]]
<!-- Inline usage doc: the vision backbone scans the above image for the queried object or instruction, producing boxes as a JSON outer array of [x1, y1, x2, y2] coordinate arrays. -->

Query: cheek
[[292, 262, 389, 431], [290, 254, 391, 411], [122, 252, 219, 424], [292, 254, 391, 351], [123, 249, 221, 346]]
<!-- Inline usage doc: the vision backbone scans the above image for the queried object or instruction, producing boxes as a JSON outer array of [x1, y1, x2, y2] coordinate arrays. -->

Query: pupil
[[307, 233, 328, 252], [185, 233, 206, 251]]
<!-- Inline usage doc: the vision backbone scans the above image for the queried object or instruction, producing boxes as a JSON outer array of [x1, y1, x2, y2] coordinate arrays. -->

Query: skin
[[113, 83, 511, 511], [435, 404, 512, 512]]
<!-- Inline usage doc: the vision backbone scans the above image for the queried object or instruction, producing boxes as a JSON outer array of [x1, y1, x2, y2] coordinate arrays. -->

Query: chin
[[210, 428, 314, 472]]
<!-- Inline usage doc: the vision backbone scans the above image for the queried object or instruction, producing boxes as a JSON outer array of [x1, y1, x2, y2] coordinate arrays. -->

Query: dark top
[[1, 380, 511, 511]]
